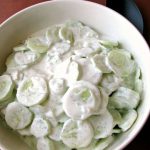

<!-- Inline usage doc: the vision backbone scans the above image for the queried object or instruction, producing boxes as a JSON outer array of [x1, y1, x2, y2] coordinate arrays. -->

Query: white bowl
[[0, 0, 150, 150]]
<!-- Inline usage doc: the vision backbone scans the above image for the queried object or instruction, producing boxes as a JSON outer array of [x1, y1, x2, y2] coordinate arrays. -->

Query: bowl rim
[[0, 0, 150, 150]]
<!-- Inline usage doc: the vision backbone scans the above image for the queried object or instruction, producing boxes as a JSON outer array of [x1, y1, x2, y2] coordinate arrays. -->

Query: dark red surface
[[0, 0, 149, 150]]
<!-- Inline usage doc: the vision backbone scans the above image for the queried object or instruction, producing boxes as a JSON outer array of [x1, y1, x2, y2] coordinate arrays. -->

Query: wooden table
[[0, 0, 150, 149]]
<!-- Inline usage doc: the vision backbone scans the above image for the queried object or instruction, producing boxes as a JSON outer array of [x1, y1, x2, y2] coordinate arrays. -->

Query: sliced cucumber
[[107, 50, 135, 77], [99, 40, 119, 49], [91, 53, 111, 73], [134, 79, 143, 94], [118, 109, 137, 132], [94, 88, 108, 115], [26, 37, 49, 54], [0, 91, 15, 109], [109, 87, 140, 109], [89, 111, 113, 139], [17, 77, 48, 106], [30, 117, 51, 138], [46, 26, 60, 44], [37, 137, 55, 150], [100, 73, 122, 95], [62, 81, 101, 120], [14, 51, 40, 65], [60, 119, 93, 148], [94, 136, 114, 150], [13, 44, 28, 52], [5, 102, 33, 130], [6, 53, 27, 73], [0, 75, 14, 102], [108, 109, 122, 126], [59, 26, 74, 44]]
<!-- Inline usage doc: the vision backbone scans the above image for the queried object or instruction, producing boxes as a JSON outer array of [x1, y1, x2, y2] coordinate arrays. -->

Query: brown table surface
[[0, 0, 150, 150]]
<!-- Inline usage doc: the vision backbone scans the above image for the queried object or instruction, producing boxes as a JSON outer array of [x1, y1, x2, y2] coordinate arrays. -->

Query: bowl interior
[[0, 0, 150, 150]]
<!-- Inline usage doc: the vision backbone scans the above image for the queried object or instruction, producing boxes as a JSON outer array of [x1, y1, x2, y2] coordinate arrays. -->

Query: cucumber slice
[[0, 75, 14, 102], [14, 51, 40, 65], [100, 73, 122, 95], [89, 111, 113, 139], [60, 119, 93, 148], [78, 139, 97, 150], [109, 87, 140, 109], [6, 54, 27, 73], [0, 93, 15, 109], [37, 137, 55, 150], [94, 88, 108, 115], [17, 77, 48, 106], [118, 109, 137, 132], [62, 81, 101, 120], [65, 20, 83, 41], [59, 26, 74, 44], [107, 50, 135, 77], [134, 79, 143, 94], [99, 40, 119, 49], [30, 117, 51, 138], [49, 78, 66, 95], [94, 136, 114, 150], [91, 53, 111, 73], [49, 123, 63, 141], [46, 26, 60, 44], [13, 44, 28, 52], [5, 102, 33, 130], [26, 37, 49, 54], [108, 109, 122, 126]]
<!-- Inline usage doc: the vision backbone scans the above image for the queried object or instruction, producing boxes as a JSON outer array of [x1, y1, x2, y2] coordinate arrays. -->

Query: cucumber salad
[[0, 20, 142, 150]]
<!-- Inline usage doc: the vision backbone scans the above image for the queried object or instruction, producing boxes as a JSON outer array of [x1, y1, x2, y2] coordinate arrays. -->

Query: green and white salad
[[0, 20, 142, 150]]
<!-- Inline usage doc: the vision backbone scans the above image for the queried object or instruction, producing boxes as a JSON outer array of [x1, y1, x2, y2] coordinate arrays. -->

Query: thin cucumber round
[[0, 75, 14, 102], [30, 117, 51, 138], [26, 37, 49, 54], [62, 81, 101, 120], [17, 77, 48, 106], [89, 110, 113, 139], [60, 119, 93, 148], [5, 102, 33, 130]]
